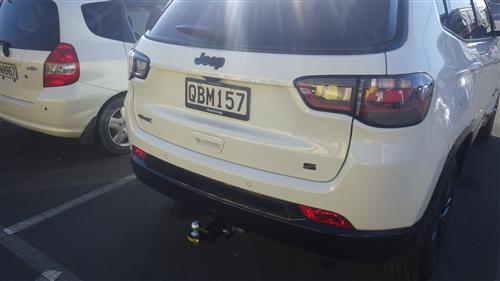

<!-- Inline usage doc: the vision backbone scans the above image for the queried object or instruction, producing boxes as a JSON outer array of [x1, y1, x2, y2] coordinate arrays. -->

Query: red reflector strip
[[44, 73, 77, 87], [299, 205, 354, 229], [133, 146, 147, 160]]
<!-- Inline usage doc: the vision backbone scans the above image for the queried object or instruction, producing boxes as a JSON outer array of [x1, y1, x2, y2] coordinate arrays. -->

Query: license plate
[[0, 63, 18, 80], [185, 78, 251, 121]]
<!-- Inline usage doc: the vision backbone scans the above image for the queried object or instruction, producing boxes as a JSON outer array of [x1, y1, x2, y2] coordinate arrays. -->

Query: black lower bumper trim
[[131, 153, 415, 261]]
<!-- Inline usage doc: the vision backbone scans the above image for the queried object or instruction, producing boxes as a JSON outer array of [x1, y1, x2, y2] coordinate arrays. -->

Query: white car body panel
[[127, 92, 449, 230], [127, 0, 500, 230], [0, 0, 133, 138], [132, 38, 387, 182]]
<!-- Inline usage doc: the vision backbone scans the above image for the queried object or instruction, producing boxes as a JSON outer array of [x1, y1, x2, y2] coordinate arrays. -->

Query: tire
[[385, 156, 458, 281], [96, 95, 129, 154], [477, 97, 498, 143]]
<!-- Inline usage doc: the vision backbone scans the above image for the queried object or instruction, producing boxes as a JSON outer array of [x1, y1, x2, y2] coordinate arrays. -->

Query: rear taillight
[[299, 205, 354, 230], [44, 43, 80, 87], [295, 73, 434, 128], [296, 77, 357, 115], [357, 75, 434, 127], [128, 49, 150, 80]]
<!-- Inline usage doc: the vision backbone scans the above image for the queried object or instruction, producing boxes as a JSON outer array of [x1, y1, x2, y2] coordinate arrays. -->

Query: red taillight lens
[[44, 43, 80, 87], [358, 74, 434, 127], [133, 146, 147, 160], [294, 74, 434, 128], [299, 205, 354, 230], [295, 78, 357, 114]]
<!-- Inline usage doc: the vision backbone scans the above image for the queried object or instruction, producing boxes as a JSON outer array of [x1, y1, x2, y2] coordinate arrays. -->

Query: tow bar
[[187, 218, 245, 245]]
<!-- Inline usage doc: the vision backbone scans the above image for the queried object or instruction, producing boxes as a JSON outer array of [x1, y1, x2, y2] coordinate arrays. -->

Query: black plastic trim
[[78, 117, 97, 145], [131, 152, 416, 261], [131, 152, 413, 238]]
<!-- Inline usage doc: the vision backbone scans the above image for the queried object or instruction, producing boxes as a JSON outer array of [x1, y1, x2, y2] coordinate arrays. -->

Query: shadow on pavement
[[0, 122, 121, 174], [0, 122, 131, 195], [434, 136, 500, 281], [0, 120, 499, 281]]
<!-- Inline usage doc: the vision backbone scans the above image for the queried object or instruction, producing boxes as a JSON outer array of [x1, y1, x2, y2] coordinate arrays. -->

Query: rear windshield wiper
[[175, 25, 226, 43], [0, 40, 12, 57]]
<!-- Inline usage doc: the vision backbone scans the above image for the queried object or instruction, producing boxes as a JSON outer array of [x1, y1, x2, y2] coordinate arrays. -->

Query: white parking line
[[3, 174, 136, 235], [0, 224, 80, 281], [35, 270, 62, 281]]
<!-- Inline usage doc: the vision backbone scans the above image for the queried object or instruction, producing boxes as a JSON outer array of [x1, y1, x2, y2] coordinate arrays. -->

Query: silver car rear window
[[0, 0, 59, 51]]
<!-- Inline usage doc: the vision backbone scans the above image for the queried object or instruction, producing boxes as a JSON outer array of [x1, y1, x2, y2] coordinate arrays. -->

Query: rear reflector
[[299, 205, 354, 230], [44, 43, 80, 87], [133, 146, 147, 160]]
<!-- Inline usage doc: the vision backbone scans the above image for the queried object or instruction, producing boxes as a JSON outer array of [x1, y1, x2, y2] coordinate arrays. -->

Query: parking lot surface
[[0, 116, 499, 281]]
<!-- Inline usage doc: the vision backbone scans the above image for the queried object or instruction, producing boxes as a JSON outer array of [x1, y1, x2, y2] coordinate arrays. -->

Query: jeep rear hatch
[[131, 0, 404, 182]]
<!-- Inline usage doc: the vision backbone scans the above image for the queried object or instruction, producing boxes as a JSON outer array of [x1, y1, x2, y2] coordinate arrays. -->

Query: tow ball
[[187, 220, 202, 245], [187, 218, 244, 245]]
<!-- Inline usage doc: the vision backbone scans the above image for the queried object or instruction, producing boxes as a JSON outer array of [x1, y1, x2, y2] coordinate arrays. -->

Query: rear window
[[0, 0, 60, 51], [148, 0, 406, 55], [81, 2, 135, 43], [126, 2, 166, 40]]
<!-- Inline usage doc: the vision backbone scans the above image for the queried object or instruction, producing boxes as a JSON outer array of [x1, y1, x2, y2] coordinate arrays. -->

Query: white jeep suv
[[126, 0, 500, 279], [0, 0, 164, 153]]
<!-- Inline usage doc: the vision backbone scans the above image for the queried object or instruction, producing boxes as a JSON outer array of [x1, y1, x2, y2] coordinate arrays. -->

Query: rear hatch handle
[[193, 131, 225, 153], [0, 40, 12, 57]]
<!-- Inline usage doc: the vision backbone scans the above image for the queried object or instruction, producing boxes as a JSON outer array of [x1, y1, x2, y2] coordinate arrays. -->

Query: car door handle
[[193, 131, 224, 153], [469, 62, 483, 73]]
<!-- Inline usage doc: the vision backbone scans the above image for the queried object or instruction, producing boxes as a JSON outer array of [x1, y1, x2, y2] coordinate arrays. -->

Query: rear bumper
[[0, 94, 82, 138], [125, 87, 449, 231], [0, 82, 117, 138], [132, 153, 415, 261]]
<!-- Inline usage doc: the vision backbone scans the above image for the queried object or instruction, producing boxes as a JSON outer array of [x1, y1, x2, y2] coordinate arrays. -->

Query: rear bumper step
[[131, 153, 416, 261]]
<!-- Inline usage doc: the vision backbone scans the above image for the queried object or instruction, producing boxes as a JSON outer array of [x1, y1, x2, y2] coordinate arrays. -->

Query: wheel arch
[[95, 91, 128, 122], [415, 123, 474, 230], [79, 91, 128, 144], [454, 132, 473, 177], [438, 125, 474, 189]]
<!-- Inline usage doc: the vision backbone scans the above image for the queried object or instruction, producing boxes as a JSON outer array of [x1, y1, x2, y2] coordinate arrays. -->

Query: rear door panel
[[2, 50, 49, 103], [132, 39, 387, 182]]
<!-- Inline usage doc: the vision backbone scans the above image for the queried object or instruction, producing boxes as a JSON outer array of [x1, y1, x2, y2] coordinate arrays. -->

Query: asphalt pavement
[[0, 115, 499, 281]]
